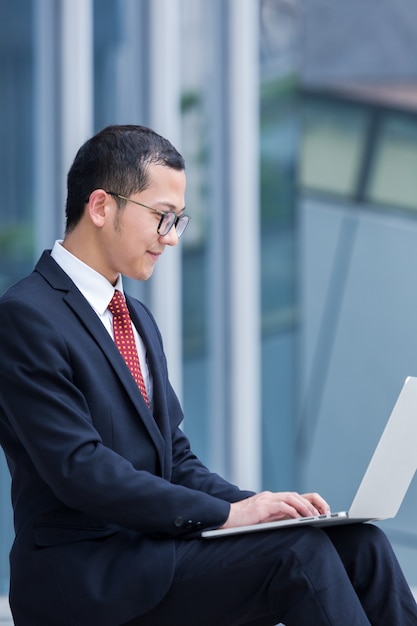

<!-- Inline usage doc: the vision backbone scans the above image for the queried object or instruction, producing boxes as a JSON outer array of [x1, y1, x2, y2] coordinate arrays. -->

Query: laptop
[[202, 376, 417, 539]]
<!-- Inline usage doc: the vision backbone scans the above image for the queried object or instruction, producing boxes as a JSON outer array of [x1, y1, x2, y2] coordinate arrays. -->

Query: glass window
[[261, 79, 298, 336], [0, 0, 35, 294], [180, 0, 213, 467], [260, 78, 298, 490], [259, 0, 300, 490], [300, 98, 369, 196], [93, 0, 150, 131], [366, 113, 417, 211]]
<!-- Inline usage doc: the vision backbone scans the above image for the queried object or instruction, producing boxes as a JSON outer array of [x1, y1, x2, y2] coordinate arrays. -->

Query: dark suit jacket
[[0, 251, 252, 626]]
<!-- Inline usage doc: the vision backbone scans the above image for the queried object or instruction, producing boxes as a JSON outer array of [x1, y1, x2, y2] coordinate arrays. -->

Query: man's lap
[[123, 524, 377, 625]]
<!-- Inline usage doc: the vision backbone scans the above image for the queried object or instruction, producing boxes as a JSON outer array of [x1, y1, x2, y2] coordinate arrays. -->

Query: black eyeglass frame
[[105, 191, 190, 238]]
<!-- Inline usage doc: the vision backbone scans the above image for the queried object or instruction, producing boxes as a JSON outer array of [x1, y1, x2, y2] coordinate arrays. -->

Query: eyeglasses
[[106, 191, 190, 238]]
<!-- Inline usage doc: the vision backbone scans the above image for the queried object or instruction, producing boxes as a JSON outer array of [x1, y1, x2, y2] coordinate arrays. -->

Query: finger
[[271, 492, 319, 518], [289, 493, 321, 516], [263, 500, 306, 522], [301, 492, 331, 514]]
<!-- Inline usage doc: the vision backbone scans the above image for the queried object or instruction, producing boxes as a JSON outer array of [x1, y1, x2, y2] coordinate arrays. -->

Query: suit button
[[174, 517, 184, 528]]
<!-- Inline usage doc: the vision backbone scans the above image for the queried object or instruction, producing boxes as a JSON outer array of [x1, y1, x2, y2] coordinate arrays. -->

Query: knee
[[329, 520, 390, 553], [354, 523, 392, 555], [340, 523, 398, 580], [286, 526, 346, 569]]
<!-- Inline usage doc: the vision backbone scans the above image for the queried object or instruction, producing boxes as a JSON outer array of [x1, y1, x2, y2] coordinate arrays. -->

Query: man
[[0, 125, 416, 626]]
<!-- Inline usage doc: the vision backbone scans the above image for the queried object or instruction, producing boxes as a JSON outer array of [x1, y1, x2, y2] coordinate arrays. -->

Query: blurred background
[[1, 0, 417, 603]]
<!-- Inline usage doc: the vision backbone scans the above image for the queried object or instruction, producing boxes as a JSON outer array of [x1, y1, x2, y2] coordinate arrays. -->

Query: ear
[[87, 189, 110, 227]]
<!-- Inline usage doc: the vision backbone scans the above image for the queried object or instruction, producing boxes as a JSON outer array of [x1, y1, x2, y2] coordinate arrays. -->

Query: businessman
[[0, 125, 416, 625]]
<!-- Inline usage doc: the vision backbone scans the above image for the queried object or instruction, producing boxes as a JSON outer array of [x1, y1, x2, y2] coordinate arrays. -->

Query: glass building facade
[[1, 0, 417, 600]]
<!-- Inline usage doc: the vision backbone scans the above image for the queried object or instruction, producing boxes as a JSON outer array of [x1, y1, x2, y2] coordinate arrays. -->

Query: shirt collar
[[51, 240, 124, 315]]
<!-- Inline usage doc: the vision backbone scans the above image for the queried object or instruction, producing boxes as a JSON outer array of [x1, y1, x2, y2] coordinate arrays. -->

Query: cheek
[[119, 212, 155, 242], [117, 225, 154, 264]]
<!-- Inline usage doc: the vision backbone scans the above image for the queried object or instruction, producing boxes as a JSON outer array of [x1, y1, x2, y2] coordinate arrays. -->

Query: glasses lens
[[158, 213, 176, 236], [175, 216, 190, 238], [158, 213, 190, 237]]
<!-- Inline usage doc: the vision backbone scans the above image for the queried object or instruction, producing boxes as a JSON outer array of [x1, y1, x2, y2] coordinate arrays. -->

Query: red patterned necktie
[[108, 290, 150, 407]]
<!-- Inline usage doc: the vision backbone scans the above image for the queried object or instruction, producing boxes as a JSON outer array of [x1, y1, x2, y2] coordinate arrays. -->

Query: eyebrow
[[157, 203, 186, 215]]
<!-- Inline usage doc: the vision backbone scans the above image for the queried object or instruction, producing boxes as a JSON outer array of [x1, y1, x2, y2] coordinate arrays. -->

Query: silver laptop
[[202, 376, 417, 539]]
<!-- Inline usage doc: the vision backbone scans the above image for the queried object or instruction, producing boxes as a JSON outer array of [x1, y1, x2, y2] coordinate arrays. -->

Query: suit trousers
[[122, 523, 417, 626]]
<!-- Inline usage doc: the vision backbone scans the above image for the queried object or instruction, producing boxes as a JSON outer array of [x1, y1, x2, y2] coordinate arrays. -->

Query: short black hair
[[65, 125, 185, 232]]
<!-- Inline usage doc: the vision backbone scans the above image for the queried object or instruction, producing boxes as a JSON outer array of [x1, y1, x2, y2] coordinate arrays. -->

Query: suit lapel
[[126, 297, 172, 472], [35, 252, 166, 469]]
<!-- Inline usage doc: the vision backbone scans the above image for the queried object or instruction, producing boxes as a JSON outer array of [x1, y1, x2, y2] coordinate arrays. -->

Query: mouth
[[148, 250, 162, 262]]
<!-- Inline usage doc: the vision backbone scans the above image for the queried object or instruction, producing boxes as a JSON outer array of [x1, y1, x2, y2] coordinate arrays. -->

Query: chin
[[134, 267, 154, 282]]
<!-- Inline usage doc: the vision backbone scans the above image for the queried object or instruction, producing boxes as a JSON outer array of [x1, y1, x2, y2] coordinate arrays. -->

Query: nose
[[159, 225, 179, 246]]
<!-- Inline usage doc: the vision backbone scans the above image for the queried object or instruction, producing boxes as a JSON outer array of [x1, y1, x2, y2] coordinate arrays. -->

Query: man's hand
[[221, 491, 331, 529]]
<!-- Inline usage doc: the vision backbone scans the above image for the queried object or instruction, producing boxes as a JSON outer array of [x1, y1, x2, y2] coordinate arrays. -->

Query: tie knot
[[108, 290, 128, 317]]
